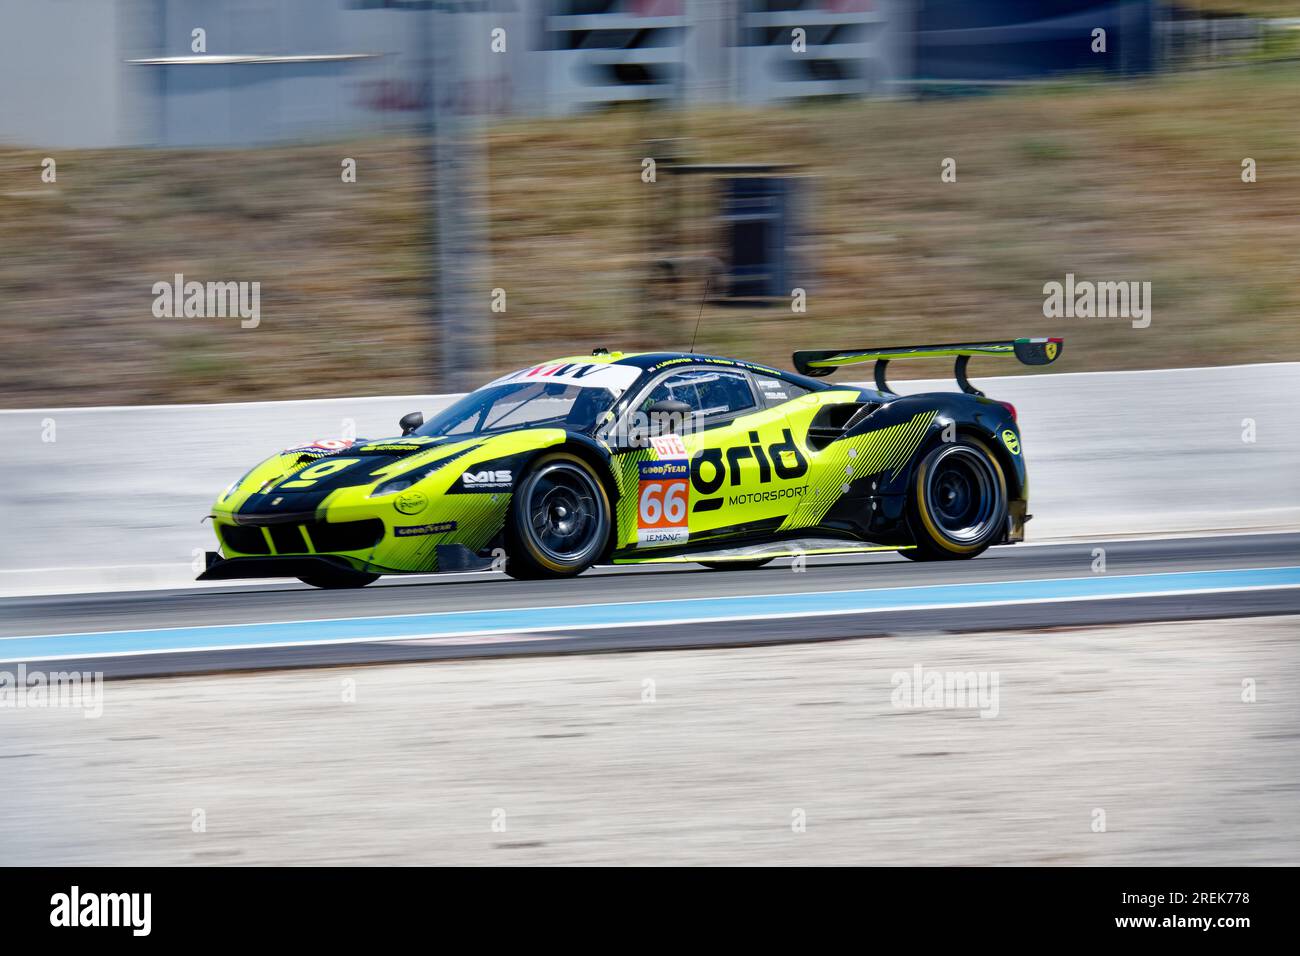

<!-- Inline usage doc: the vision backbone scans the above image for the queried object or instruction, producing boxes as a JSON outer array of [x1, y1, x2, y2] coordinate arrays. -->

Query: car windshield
[[414, 380, 621, 438]]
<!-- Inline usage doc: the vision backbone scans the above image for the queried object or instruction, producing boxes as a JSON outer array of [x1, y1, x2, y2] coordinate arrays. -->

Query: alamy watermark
[[0, 664, 103, 718], [891, 664, 1000, 718], [50, 886, 150, 936], [152, 273, 260, 328], [1042, 273, 1151, 329], [594, 407, 706, 449]]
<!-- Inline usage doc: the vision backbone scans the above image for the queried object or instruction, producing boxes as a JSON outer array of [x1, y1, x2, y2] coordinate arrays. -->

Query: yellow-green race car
[[200, 339, 1062, 588]]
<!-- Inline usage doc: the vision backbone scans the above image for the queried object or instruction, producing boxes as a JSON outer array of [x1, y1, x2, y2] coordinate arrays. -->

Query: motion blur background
[[1, 0, 1297, 405]]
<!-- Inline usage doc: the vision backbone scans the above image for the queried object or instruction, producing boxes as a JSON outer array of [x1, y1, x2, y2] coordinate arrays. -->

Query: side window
[[693, 370, 757, 418], [641, 369, 757, 421], [753, 373, 811, 408]]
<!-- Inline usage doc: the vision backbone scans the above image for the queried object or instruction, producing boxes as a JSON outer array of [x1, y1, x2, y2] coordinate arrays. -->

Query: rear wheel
[[904, 437, 1007, 561], [505, 452, 611, 580], [297, 565, 380, 589]]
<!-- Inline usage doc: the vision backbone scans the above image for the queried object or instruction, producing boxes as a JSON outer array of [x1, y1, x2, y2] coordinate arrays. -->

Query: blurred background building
[[1, 0, 1170, 149]]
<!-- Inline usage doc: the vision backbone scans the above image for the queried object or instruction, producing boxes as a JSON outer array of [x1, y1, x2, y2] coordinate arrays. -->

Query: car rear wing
[[792, 337, 1063, 396]]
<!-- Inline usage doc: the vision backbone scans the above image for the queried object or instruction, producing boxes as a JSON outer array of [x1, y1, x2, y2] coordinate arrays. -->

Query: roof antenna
[[688, 278, 711, 355]]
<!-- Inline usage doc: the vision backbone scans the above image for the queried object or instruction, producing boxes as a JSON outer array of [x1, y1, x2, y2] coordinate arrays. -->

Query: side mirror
[[647, 399, 692, 417], [399, 411, 423, 436], [644, 399, 693, 439]]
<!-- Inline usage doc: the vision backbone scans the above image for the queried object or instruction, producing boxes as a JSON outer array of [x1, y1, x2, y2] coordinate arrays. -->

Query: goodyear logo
[[1001, 429, 1021, 455], [394, 521, 456, 537], [639, 460, 688, 481]]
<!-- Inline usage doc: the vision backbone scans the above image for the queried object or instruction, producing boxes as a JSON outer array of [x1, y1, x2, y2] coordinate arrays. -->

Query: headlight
[[220, 468, 256, 501], [370, 476, 415, 497]]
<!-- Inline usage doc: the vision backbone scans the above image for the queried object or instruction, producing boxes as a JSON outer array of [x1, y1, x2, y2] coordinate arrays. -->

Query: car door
[[625, 366, 810, 548]]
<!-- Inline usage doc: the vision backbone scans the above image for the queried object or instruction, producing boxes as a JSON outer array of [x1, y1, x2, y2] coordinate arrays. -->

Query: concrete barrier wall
[[2, 363, 1295, 595]]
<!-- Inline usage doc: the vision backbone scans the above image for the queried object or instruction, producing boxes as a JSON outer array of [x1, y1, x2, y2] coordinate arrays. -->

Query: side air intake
[[806, 402, 879, 451]]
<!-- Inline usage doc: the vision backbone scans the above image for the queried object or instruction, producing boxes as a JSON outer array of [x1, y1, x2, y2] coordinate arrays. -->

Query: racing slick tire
[[698, 558, 774, 571], [297, 565, 381, 589], [505, 452, 612, 580], [903, 436, 1007, 562]]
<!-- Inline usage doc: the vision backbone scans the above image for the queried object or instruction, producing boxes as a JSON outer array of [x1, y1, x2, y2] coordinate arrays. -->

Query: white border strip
[[127, 54, 383, 66]]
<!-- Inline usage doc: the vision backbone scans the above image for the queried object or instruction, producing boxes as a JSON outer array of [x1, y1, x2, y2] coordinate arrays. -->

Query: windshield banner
[[488, 361, 641, 394]]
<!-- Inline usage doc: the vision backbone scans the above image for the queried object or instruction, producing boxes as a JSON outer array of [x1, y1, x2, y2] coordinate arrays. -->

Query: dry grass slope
[[2, 62, 1298, 407]]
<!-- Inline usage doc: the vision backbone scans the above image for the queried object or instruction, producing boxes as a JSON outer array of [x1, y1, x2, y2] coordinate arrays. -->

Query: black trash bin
[[719, 175, 799, 300]]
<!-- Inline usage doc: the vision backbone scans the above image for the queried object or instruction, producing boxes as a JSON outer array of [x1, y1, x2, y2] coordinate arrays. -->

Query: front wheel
[[505, 452, 612, 580], [904, 437, 1007, 561]]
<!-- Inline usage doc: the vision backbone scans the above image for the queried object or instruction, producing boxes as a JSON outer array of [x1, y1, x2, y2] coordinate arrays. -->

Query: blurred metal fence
[[1157, 13, 1267, 69]]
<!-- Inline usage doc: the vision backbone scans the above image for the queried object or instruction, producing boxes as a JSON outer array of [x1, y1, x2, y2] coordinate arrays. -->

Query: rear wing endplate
[[792, 338, 1063, 396]]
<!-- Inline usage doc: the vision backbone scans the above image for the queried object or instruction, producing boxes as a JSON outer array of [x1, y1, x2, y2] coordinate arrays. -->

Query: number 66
[[640, 481, 687, 525]]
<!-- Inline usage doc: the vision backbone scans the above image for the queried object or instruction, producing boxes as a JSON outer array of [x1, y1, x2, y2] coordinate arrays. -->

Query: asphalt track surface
[[1, 532, 1296, 678]]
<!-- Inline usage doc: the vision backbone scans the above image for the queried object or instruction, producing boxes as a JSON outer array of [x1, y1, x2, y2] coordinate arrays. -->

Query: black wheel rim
[[924, 445, 1004, 544], [523, 462, 606, 564]]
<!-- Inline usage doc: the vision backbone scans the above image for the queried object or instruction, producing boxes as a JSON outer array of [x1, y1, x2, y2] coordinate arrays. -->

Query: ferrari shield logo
[[1046, 341, 1058, 361]]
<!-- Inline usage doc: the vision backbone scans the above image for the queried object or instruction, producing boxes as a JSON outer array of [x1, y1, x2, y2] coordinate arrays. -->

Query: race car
[[200, 338, 1062, 588]]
